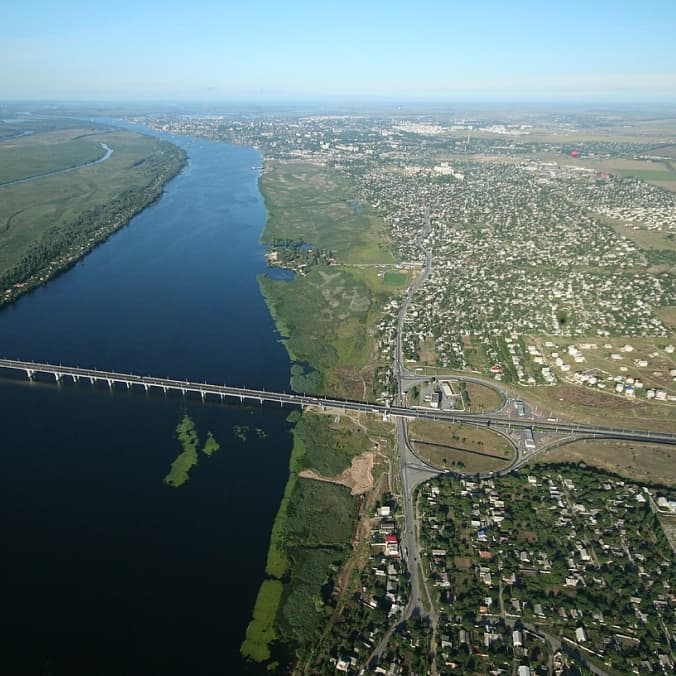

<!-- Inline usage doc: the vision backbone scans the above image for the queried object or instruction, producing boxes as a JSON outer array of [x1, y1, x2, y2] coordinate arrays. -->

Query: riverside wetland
[[259, 161, 405, 399]]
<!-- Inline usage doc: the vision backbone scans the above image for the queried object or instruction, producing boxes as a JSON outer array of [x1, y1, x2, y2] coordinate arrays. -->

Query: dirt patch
[[299, 451, 376, 495], [327, 365, 374, 400], [555, 385, 636, 409], [465, 381, 503, 412], [454, 556, 472, 570], [418, 336, 437, 365], [518, 531, 539, 543]]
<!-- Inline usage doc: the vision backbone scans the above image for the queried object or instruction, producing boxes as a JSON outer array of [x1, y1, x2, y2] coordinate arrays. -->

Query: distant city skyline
[[3, 0, 676, 102]]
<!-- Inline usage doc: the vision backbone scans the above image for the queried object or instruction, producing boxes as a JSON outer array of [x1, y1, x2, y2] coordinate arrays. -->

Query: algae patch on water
[[233, 424, 249, 442], [202, 431, 220, 457], [164, 415, 222, 487]]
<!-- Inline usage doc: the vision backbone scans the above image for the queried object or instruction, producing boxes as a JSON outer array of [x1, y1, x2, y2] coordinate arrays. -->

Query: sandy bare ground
[[299, 451, 376, 495]]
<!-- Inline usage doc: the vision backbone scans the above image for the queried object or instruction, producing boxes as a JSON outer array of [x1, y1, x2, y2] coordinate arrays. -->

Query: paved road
[[394, 206, 432, 387], [389, 206, 441, 630]]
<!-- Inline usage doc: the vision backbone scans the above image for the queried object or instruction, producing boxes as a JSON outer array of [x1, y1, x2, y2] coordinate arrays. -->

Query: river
[[0, 123, 291, 675]]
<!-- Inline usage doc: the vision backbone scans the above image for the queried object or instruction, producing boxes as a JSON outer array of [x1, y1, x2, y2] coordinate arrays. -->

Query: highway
[[1, 358, 674, 445], [394, 206, 433, 387]]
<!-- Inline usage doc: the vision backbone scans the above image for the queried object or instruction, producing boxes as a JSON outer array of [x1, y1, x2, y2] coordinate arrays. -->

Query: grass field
[[614, 168, 676, 183], [598, 214, 676, 253], [612, 163, 676, 191], [535, 438, 676, 487], [530, 150, 676, 191], [260, 266, 391, 398], [290, 409, 386, 477], [656, 306, 676, 330], [383, 271, 408, 285], [464, 381, 504, 412], [240, 579, 283, 662], [505, 379, 676, 433], [0, 128, 175, 271], [408, 420, 514, 472]]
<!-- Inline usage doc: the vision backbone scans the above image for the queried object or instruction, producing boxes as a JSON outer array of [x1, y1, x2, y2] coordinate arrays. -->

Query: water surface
[[0, 125, 291, 675]]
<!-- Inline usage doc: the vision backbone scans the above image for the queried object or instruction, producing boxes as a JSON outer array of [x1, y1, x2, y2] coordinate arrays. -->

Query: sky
[[3, 0, 676, 102]]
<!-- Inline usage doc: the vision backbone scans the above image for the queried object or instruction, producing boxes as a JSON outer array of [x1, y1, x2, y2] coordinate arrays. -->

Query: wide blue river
[[0, 123, 291, 675]]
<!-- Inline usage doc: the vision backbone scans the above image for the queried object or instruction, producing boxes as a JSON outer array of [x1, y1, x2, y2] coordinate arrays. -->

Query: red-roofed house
[[385, 534, 399, 556]]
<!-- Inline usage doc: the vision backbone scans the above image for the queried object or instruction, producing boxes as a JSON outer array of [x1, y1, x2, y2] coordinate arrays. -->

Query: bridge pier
[[25, 368, 34, 379], [143, 383, 149, 392], [89, 376, 94, 385], [107, 379, 113, 389], [181, 388, 186, 396], [162, 386, 167, 394], [54, 372, 62, 383], [200, 391, 205, 401]]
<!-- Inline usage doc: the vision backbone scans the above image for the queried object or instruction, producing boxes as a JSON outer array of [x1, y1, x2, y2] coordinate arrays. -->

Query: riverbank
[[243, 159, 403, 669], [242, 408, 396, 669], [0, 126, 186, 307]]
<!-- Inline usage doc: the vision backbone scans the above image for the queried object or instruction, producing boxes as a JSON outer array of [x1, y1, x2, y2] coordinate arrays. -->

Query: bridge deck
[[1, 358, 675, 445]]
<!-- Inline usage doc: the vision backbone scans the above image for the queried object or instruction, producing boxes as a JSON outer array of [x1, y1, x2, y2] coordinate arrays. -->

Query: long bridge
[[2, 358, 675, 446]]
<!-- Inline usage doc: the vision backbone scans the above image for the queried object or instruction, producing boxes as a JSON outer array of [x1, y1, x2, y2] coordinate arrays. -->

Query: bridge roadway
[[2, 358, 676, 445]]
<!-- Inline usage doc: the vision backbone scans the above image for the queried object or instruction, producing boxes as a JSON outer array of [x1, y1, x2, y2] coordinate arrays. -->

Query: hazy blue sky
[[3, 0, 676, 101]]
